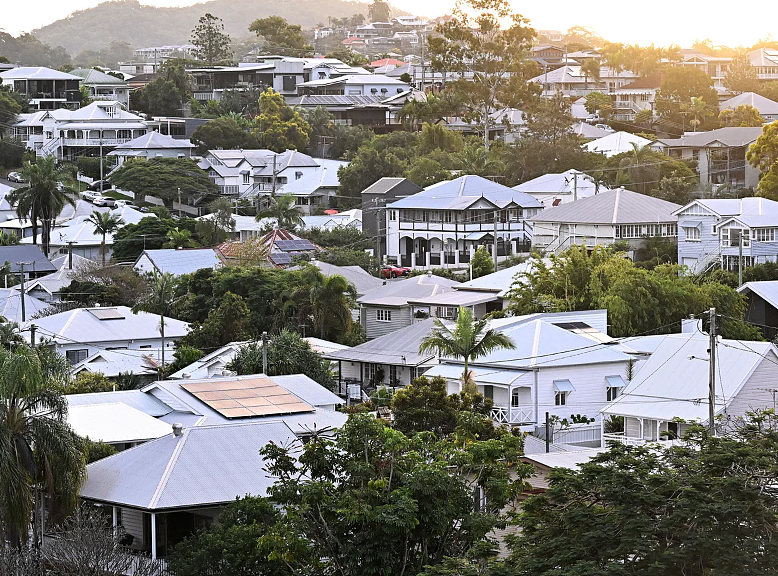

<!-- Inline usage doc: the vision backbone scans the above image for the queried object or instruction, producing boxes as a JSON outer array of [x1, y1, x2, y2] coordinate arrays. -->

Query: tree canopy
[[656, 67, 719, 132], [249, 16, 313, 56], [109, 157, 217, 205], [190, 13, 232, 64]]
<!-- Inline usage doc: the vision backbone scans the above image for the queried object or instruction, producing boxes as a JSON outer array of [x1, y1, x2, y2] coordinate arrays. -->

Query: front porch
[[397, 234, 530, 270]]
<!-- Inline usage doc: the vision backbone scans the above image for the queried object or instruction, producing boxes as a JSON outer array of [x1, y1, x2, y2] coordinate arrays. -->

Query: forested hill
[[32, 0, 371, 55]]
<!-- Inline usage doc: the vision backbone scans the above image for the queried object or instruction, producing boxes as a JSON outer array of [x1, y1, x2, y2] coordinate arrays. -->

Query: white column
[[411, 252, 416, 268], [112, 506, 118, 538], [150, 513, 157, 560], [454, 249, 460, 266], [425, 251, 430, 268]]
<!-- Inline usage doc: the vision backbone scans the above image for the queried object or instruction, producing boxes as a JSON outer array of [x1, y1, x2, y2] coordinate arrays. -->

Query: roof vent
[[221, 369, 237, 377], [181, 373, 191, 379], [172, 423, 184, 437]]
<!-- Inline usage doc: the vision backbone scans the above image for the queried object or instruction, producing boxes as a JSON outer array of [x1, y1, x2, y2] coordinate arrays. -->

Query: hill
[[32, 0, 370, 56]]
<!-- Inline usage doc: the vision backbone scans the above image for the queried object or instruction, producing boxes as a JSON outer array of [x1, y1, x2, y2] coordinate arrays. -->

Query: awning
[[58, 122, 147, 130], [464, 231, 491, 241], [423, 364, 528, 386], [605, 375, 626, 388], [553, 379, 575, 392], [682, 221, 702, 229]]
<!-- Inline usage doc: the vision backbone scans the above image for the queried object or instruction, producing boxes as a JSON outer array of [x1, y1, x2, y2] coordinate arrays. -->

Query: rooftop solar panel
[[88, 308, 126, 320], [181, 377, 314, 419], [270, 253, 293, 265]]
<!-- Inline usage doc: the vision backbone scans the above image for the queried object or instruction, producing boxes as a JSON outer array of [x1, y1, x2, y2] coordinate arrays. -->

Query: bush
[[67, 372, 113, 394]]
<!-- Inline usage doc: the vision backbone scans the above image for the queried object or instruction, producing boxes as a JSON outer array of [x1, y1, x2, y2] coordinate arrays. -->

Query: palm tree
[[256, 194, 304, 231], [132, 271, 178, 369], [0, 346, 85, 546], [580, 58, 601, 91], [86, 211, 124, 266], [0, 318, 23, 349], [308, 272, 355, 339], [419, 306, 515, 390], [8, 156, 76, 256], [685, 96, 713, 130], [455, 144, 505, 178], [0, 231, 19, 246], [619, 143, 659, 194], [163, 227, 198, 249]]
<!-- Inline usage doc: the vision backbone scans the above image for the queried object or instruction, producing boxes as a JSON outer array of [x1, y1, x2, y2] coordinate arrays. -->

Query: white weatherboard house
[[601, 334, 778, 444], [70, 68, 131, 108], [385, 175, 542, 270], [531, 188, 680, 255], [674, 197, 778, 274], [22, 306, 189, 364], [424, 309, 632, 428]]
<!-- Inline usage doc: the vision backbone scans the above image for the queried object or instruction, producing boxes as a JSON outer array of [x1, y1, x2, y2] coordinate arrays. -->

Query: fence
[[535, 421, 602, 445]]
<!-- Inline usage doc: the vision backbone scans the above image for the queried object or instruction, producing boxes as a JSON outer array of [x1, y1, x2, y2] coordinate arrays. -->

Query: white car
[[7, 172, 25, 183], [81, 191, 98, 202], [92, 196, 108, 206], [113, 199, 134, 208]]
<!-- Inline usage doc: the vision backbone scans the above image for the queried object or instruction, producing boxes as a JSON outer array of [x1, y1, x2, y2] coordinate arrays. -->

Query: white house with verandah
[[385, 175, 542, 270], [601, 333, 778, 445], [423, 309, 635, 429], [674, 197, 778, 275]]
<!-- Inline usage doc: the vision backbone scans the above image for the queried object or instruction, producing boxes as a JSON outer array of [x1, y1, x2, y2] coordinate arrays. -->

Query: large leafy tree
[[254, 89, 311, 152], [368, 0, 391, 22], [509, 413, 778, 576], [725, 50, 759, 95], [303, 265, 355, 340], [260, 412, 529, 576], [179, 291, 251, 350], [656, 67, 719, 133], [190, 116, 259, 153], [427, 0, 539, 148], [0, 346, 85, 546], [419, 306, 515, 386], [8, 156, 76, 256], [248, 16, 312, 56], [719, 104, 765, 127], [109, 157, 218, 205], [86, 211, 123, 266], [190, 12, 232, 64], [747, 120, 778, 173]]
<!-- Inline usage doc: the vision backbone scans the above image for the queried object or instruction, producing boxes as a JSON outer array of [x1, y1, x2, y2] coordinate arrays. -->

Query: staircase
[[38, 137, 61, 158], [693, 245, 723, 275]]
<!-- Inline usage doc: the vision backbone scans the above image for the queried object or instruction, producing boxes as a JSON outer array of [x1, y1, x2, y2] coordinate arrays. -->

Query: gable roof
[[737, 281, 778, 308], [387, 175, 542, 210], [68, 403, 172, 444], [135, 248, 222, 276], [358, 274, 460, 306], [308, 260, 383, 296], [603, 334, 777, 421], [514, 169, 609, 198], [71, 349, 160, 378], [325, 318, 438, 365], [531, 187, 681, 225], [674, 197, 778, 218], [69, 68, 128, 86], [80, 421, 296, 510], [67, 389, 173, 417], [361, 177, 422, 196], [113, 131, 194, 150], [719, 92, 778, 115], [0, 67, 80, 80], [455, 260, 543, 297], [0, 245, 56, 274], [654, 126, 763, 148], [0, 288, 50, 323], [22, 306, 189, 345]]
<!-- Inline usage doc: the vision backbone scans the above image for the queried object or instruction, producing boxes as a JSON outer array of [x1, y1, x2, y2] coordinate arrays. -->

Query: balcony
[[61, 138, 134, 147], [602, 432, 647, 446], [490, 405, 535, 425]]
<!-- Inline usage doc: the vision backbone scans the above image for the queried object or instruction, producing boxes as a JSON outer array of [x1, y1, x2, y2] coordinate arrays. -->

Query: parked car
[[88, 180, 112, 192], [113, 199, 134, 208], [81, 191, 99, 202], [381, 265, 411, 279], [7, 172, 25, 183], [595, 123, 615, 132], [92, 196, 109, 206], [101, 197, 118, 208]]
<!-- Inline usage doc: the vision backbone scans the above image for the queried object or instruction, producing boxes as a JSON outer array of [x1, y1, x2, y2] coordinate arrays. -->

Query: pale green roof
[[70, 68, 128, 86]]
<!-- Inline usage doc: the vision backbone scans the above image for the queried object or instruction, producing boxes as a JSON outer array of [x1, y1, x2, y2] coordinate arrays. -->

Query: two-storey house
[[70, 68, 131, 108], [385, 175, 542, 270], [0, 67, 81, 110], [528, 65, 639, 98], [675, 197, 778, 274]]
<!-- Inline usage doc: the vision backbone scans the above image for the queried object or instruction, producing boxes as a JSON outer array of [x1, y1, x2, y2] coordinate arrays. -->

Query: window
[[66, 349, 88, 364], [389, 365, 398, 384], [364, 363, 380, 381], [511, 388, 520, 407], [607, 386, 621, 401], [242, 173, 250, 184], [377, 309, 392, 322], [435, 306, 457, 319], [555, 391, 568, 405], [683, 226, 701, 241], [389, 210, 396, 221], [553, 379, 574, 406]]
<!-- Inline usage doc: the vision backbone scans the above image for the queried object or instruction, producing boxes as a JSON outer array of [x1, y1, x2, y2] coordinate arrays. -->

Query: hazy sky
[[2, 0, 776, 48]]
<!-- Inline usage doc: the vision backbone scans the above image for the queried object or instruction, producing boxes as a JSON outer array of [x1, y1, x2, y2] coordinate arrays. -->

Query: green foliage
[[0, 31, 71, 68], [249, 16, 313, 56], [254, 89, 311, 152], [109, 157, 217, 205], [507, 245, 760, 339], [260, 412, 529, 575], [747, 120, 778, 172], [111, 216, 186, 262], [257, 193, 304, 231], [470, 245, 494, 278], [73, 40, 133, 69], [80, 437, 117, 464], [66, 371, 113, 394], [190, 13, 232, 63], [169, 497, 284, 576], [584, 91, 613, 118], [656, 67, 720, 131], [324, 47, 369, 67], [404, 157, 453, 188], [190, 116, 260, 153], [75, 156, 111, 181], [368, 0, 391, 21], [298, 225, 372, 250], [163, 345, 204, 377], [162, 227, 199, 249], [719, 104, 765, 127], [508, 413, 778, 575], [0, 140, 25, 169], [318, 247, 381, 275], [227, 330, 336, 389], [180, 292, 251, 350], [428, 0, 539, 148], [756, 162, 778, 201], [725, 50, 759, 94]]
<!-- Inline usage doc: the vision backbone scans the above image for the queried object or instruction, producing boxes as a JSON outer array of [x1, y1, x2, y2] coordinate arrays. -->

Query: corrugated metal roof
[[406, 290, 498, 307], [584, 131, 653, 157], [137, 248, 222, 276], [309, 261, 383, 296], [80, 421, 296, 510], [720, 92, 778, 115], [69, 68, 129, 86], [67, 389, 172, 417], [423, 364, 527, 385], [530, 188, 680, 225], [0, 288, 50, 323], [388, 175, 542, 210], [674, 197, 778, 218], [455, 260, 545, 297], [325, 318, 437, 365], [655, 126, 763, 148], [68, 403, 172, 444], [602, 334, 776, 421], [114, 131, 194, 150], [0, 66, 80, 80], [71, 349, 159, 378], [738, 280, 778, 309], [515, 170, 609, 197], [361, 177, 421, 196], [0, 245, 55, 274], [358, 274, 460, 306]]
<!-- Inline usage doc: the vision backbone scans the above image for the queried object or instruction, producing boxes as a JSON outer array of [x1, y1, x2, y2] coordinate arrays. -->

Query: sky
[[1, 0, 776, 49]]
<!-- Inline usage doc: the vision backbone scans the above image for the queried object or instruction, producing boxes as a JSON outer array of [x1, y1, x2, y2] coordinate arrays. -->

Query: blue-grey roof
[[325, 318, 437, 365], [271, 374, 343, 406], [0, 288, 50, 323], [0, 245, 56, 274], [136, 248, 222, 276], [80, 421, 296, 510], [738, 281, 778, 308], [530, 188, 680, 225], [387, 175, 542, 210], [66, 389, 172, 417], [358, 274, 460, 306], [310, 261, 383, 296]]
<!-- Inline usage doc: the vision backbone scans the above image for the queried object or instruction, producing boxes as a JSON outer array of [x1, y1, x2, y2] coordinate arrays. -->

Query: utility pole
[[261, 332, 269, 374], [493, 210, 498, 272], [738, 231, 743, 286], [30, 324, 36, 348], [573, 171, 578, 202], [99, 133, 104, 185], [708, 307, 717, 434], [420, 30, 426, 92], [141, 234, 148, 251], [67, 241, 74, 270], [271, 154, 277, 198], [545, 411, 550, 453], [177, 187, 182, 217], [18, 262, 27, 323]]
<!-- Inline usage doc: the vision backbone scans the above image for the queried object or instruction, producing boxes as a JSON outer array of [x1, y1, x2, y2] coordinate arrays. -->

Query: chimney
[[172, 423, 184, 437]]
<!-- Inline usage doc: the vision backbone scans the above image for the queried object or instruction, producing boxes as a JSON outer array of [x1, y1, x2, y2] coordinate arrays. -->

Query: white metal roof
[[738, 281, 778, 309], [68, 403, 173, 444], [719, 92, 778, 115], [388, 175, 542, 210], [423, 364, 527, 386], [584, 131, 653, 157], [0, 288, 50, 323], [602, 334, 777, 421], [135, 248, 222, 276], [0, 66, 80, 80], [358, 274, 460, 306], [514, 169, 609, 198]]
